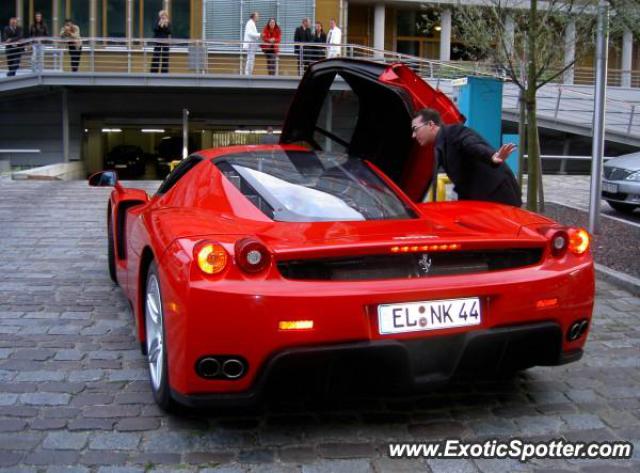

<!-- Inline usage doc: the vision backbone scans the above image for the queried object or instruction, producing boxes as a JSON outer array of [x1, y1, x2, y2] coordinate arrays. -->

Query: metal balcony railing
[[0, 37, 495, 81]]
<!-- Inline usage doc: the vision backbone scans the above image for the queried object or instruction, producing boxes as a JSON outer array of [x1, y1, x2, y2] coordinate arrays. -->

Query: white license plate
[[378, 297, 481, 335], [602, 182, 618, 193], [114, 164, 127, 169]]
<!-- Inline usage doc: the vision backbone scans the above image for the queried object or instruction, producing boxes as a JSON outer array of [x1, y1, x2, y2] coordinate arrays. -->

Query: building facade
[[1, 0, 638, 176], [2, 0, 638, 86]]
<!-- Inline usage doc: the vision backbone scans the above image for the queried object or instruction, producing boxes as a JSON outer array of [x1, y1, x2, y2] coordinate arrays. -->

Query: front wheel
[[144, 261, 174, 411]]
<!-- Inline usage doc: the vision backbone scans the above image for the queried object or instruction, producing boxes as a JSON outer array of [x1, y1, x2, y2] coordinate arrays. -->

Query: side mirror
[[88, 170, 117, 187]]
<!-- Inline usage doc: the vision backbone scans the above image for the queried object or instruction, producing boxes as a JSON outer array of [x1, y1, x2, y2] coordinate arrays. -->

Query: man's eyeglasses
[[411, 122, 429, 134]]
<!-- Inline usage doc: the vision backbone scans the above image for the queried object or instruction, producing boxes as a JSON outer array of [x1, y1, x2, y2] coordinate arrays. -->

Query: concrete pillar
[[439, 8, 451, 62], [127, 0, 134, 40], [563, 20, 576, 85], [52, 0, 60, 36], [86, 125, 104, 174], [373, 3, 386, 53], [15, 0, 23, 24], [90, 0, 97, 38], [622, 29, 633, 88], [504, 14, 515, 59]]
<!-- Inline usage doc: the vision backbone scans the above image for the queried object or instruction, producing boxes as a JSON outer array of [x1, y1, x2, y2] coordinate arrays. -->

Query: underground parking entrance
[[82, 120, 284, 180]]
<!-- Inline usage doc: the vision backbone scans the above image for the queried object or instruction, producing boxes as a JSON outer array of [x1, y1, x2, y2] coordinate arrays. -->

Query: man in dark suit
[[3, 17, 24, 77], [412, 108, 522, 207], [293, 18, 312, 74]]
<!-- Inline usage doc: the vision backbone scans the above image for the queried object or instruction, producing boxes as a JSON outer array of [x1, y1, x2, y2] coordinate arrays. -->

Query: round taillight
[[235, 238, 271, 274], [194, 241, 228, 275], [568, 228, 590, 255], [550, 231, 569, 257]]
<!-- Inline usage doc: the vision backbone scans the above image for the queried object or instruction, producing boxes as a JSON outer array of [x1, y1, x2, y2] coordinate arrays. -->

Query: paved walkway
[[534, 175, 640, 226], [0, 179, 639, 473]]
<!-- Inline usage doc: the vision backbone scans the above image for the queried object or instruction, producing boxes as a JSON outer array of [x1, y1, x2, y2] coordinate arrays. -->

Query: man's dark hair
[[415, 108, 442, 126]]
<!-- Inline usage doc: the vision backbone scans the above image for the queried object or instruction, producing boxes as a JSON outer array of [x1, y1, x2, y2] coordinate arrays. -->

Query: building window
[[65, 0, 89, 38], [204, 0, 314, 50], [396, 9, 440, 60], [32, 0, 53, 29], [106, 0, 126, 37], [0, 3, 16, 31], [142, 0, 163, 39], [171, 0, 191, 38]]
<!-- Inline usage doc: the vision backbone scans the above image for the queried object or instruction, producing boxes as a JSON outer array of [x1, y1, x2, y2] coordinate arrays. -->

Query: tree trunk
[[517, 90, 526, 186], [526, 0, 540, 213], [526, 93, 540, 212]]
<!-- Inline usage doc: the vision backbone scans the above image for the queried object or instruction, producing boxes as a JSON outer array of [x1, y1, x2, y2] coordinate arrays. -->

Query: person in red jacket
[[261, 18, 281, 76]]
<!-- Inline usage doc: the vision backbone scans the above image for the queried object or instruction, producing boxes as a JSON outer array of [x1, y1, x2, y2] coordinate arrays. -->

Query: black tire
[[107, 208, 118, 284], [607, 200, 638, 214], [144, 261, 175, 412]]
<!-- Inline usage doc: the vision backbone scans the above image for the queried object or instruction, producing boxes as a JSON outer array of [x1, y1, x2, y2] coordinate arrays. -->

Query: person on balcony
[[310, 22, 327, 63], [261, 18, 281, 76], [29, 12, 49, 73], [2, 17, 24, 77], [60, 19, 81, 72], [326, 19, 342, 59], [294, 18, 312, 73], [151, 10, 171, 74], [29, 12, 49, 38], [243, 11, 262, 75]]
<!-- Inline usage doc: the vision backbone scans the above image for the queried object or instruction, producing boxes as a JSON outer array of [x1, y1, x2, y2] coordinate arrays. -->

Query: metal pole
[[588, 0, 609, 235], [182, 108, 190, 159], [62, 89, 69, 162]]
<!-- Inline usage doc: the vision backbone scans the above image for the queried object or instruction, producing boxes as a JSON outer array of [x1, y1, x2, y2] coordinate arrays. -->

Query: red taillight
[[235, 238, 271, 274], [568, 228, 590, 255], [194, 240, 228, 275]]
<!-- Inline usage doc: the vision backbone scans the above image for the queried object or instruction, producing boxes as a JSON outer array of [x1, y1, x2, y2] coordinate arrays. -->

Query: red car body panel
[[97, 60, 594, 405]]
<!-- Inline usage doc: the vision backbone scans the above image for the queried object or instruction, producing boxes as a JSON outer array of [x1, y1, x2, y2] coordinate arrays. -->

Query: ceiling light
[[141, 128, 165, 133]]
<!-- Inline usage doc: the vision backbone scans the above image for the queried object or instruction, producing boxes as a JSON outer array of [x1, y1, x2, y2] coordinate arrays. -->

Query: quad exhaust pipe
[[567, 319, 589, 342], [196, 356, 246, 380]]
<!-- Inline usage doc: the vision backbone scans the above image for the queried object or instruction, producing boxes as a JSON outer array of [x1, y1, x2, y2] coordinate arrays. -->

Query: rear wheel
[[607, 200, 638, 214], [144, 261, 174, 411], [107, 209, 118, 284]]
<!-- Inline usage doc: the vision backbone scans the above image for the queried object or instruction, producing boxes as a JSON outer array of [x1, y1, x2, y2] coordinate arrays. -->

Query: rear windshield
[[215, 150, 416, 222]]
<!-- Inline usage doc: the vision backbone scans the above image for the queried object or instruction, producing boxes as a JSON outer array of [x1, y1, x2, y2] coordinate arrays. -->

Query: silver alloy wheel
[[145, 273, 164, 391]]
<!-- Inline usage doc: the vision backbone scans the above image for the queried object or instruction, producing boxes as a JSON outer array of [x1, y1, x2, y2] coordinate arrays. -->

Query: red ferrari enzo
[[89, 60, 594, 410]]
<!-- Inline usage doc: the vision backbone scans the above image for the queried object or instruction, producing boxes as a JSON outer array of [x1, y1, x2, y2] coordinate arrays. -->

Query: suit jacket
[[293, 26, 312, 55], [435, 124, 519, 202], [3, 25, 23, 43]]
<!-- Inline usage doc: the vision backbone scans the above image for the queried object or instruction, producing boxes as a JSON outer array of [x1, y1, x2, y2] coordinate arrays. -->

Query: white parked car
[[602, 152, 640, 214]]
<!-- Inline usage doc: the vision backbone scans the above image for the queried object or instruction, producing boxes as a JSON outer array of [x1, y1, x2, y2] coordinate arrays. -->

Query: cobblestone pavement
[[0, 179, 639, 473]]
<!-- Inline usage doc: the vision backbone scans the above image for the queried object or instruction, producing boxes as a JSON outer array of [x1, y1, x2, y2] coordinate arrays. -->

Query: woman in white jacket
[[243, 12, 262, 75], [326, 19, 342, 58]]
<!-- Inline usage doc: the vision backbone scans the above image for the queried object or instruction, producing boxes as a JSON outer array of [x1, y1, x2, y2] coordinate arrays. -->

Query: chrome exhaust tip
[[222, 358, 245, 379], [197, 357, 221, 378], [567, 319, 589, 342]]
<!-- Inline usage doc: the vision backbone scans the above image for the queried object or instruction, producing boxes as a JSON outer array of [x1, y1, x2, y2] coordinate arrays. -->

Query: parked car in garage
[[104, 145, 146, 178], [602, 151, 640, 214], [89, 59, 595, 411], [156, 136, 196, 178]]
